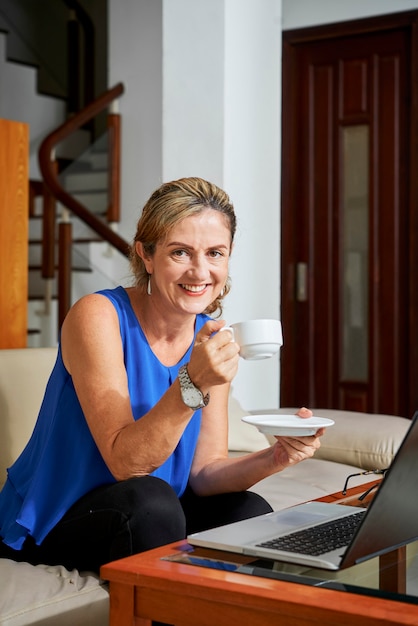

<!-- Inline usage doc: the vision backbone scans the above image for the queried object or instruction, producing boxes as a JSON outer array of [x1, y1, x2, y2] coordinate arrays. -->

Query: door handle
[[296, 262, 308, 301]]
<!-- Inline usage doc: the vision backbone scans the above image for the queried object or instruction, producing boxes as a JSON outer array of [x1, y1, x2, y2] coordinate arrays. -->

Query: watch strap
[[178, 364, 210, 409]]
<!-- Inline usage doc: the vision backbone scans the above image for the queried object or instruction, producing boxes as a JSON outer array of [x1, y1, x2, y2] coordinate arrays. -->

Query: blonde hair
[[130, 177, 236, 316]]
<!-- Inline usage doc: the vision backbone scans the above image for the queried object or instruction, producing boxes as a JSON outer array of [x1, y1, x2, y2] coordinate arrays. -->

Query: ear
[[135, 241, 154, 274]]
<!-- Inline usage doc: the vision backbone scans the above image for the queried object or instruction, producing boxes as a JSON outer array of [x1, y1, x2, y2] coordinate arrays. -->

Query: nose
[[188, 253, 210, 281]]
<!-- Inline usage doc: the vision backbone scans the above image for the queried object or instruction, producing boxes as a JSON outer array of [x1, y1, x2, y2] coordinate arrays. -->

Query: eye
[[172, 249, 189, 258], [208, 249, 224, 258]]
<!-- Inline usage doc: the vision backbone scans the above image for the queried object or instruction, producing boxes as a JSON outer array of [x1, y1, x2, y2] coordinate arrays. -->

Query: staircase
[[28, 134, 110, 346], [0, 8, 127, 347]]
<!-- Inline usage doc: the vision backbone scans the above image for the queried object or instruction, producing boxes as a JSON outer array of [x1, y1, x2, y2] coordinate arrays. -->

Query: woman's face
[[137, 209, 232, 316]]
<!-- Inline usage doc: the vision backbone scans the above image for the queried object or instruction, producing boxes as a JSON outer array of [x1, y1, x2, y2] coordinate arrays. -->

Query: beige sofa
[[0, 348, 412, 625], [0, 349, 109, 626]]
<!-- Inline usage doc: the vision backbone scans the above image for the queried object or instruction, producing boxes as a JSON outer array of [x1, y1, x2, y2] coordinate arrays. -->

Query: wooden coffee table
[[101, 483, 416, 626]]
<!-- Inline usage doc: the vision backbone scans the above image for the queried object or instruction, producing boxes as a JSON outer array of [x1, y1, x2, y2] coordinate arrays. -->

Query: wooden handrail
[[38, 82, 130, 258], [39, 82, 129, 330]]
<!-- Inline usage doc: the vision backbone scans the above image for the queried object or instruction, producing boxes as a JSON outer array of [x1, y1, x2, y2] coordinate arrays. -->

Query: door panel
[[281, 13, 415, 417]]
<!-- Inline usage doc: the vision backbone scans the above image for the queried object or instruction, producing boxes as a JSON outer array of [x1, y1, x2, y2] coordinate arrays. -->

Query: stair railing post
[[41, 157, 58, 316], [58, 207, 72, 331], [107, 99, 121, 224]]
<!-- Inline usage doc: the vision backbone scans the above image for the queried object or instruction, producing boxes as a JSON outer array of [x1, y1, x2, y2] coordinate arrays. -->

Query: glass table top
[[163, 541, 418, 605]]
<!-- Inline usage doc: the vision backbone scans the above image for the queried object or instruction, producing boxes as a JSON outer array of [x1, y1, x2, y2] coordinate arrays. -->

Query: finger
[[275, 434, 319, 445], [295, 406, 313, 419], [195, 320, 225, 343]]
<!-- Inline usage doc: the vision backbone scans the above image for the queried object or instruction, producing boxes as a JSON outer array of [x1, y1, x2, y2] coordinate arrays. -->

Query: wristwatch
[[178, 364, 210, 410]]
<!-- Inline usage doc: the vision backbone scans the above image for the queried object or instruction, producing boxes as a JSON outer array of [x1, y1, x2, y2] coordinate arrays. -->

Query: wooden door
[[281, 12, 418, 418]]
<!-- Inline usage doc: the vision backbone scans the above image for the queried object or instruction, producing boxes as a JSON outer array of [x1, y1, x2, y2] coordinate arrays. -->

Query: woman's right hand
[[187, 320, 240, 395]]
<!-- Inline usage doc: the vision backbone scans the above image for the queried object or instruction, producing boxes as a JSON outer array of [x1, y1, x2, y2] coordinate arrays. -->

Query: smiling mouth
[[181, 284, 207, 293]]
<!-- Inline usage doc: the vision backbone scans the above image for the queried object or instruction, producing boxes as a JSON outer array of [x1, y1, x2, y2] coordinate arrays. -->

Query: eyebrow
[[166, 241, 230, 250]]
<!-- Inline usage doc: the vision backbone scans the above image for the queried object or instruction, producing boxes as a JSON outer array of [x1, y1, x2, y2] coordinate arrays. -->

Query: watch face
[[183, 387, 204, 408], [179, 364, 207, 409]]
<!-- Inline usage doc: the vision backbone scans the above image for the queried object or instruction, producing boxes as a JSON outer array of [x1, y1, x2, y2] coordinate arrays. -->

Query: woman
[[0, 177, 323, 573]]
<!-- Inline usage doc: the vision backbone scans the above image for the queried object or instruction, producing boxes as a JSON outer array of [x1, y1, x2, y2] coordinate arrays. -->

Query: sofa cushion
[[276, 408, 411, 470], [228, 390, 269, 452], [0, 559, 108, 626]]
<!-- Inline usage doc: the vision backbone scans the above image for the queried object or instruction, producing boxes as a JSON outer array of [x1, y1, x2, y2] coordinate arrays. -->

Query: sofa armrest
[[254, 408, 411, 470], [0, 348, 58, 485]]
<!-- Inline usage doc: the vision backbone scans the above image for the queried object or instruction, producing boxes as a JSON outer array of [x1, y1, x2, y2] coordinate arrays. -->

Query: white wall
[[162, 0, 225, 184], [108, 1, 163, 240], [222, 0, 282, 410], [282, 0, 418, 29], [107, 0, 165, 286], [110, 0, 282, 410], [0, 32, 66, 180]]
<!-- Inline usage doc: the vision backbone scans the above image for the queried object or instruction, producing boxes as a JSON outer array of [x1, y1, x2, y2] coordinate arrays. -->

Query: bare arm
[[61, 293, 239, 481], [189, 407, 324, 496]]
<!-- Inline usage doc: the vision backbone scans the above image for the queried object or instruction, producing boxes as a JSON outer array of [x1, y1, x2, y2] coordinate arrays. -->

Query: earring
[[147, 274, 152, 296], [220, 287, 225, 297]]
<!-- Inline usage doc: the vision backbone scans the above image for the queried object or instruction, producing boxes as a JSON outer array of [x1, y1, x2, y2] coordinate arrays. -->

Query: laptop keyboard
[[257, 509, 367, 556]]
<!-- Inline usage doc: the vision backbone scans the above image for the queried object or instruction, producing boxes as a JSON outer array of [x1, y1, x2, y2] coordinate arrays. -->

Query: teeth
[[182, 284, 206, 292]]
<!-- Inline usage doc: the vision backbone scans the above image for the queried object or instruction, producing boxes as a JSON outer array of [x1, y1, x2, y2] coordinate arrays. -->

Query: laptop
[[188, 411, 418, 571]]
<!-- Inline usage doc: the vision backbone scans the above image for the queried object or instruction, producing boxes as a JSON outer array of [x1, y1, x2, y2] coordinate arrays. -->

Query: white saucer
[[241, 414, 335, 436]]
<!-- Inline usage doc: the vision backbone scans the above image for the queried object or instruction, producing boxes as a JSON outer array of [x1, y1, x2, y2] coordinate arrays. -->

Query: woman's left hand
[[271, 407, 324, 470]]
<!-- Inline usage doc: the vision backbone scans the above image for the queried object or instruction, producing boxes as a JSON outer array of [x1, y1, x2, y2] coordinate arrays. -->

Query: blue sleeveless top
[[0, 287, 210, 550]]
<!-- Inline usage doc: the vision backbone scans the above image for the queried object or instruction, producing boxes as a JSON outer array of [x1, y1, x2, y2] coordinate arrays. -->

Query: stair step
[[61, 152, 108, 171], [28, 192, 108, 217], [29, 215, 107, 242], [72, 190, 108, 214], [29, 241, 95, 267], [86, 152, 108, 170], [28, 263, 93, 301], [55, 130, 91, 160], [29, 265, 92, 273], [61, 170, 108, 192], [28, 237, 103, 245], [28, 294, 58, 301]]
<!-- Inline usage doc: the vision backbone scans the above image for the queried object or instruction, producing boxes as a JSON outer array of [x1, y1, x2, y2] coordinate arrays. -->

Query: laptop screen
[[341, 410, 418, 568]]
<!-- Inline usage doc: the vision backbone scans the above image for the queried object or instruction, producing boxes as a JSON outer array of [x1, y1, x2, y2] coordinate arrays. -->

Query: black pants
[[0, 476, 272, 574]]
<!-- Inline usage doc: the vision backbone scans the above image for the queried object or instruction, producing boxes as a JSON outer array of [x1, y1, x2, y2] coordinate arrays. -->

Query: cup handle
[[219, 326, 235, 341]]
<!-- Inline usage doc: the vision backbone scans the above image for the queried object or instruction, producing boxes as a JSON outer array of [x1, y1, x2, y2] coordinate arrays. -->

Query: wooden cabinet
[[0, 119, 29, 348]]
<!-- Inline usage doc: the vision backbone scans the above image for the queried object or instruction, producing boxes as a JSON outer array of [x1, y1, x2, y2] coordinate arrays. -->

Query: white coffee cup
[[228, 319, 283, 360]]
